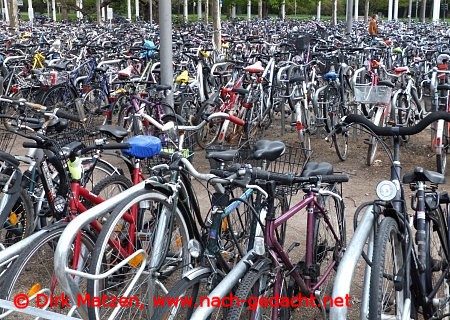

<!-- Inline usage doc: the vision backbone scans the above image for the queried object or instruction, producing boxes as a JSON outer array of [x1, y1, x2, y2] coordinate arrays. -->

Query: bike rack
[[330, 205, 375, 320], [191, 249, 258, 320], [54, 181, 149, 320]]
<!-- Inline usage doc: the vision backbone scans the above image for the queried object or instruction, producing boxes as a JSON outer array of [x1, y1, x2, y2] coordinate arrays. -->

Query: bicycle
[[330, 112, 450, 320]]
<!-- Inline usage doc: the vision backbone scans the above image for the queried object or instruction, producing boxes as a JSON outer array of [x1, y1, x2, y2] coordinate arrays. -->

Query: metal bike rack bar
[[191, 250, 257, 320], [0, 299, 81, 320], [54, 181, 148, 320], [330, 205, 375, 320]]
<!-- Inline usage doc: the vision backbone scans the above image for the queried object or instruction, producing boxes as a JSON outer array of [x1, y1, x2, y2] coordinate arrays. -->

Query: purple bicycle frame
[[264, 191, 343, 319]]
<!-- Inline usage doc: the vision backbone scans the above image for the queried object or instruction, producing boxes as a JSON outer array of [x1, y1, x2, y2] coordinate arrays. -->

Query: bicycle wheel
[[424, 206, 450, 318], [195, 103, 221, 149], [87, 189, 192, 320], [227, 258, 291, 320], [150, 268, 227, 320], [369, 217, 406, 320], [367, 106, 386, 166], [86, 174, 132, 211], [41, 84, 78, 108], [313, 191, 346, 301], [0, 173, 34, 246], [0, 223, 96, 319], [81, 87, 109, 131], [324, 85, 348, 161]]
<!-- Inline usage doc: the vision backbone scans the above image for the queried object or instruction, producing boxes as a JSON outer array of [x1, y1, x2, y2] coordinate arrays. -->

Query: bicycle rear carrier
[[354, 85, 392, 104]]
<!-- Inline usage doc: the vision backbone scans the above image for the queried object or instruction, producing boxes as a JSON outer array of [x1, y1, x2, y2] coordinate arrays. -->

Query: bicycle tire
[[81, 86, 109, 131], [0, 222, 96, 319], [87, 189, 192, 320], [195, 103, 221, 149], [369, 216, 406, 320], [150, 268, 227, 320], [324, 85, 348, 160], [227, 258, 291, 320], [424, 207, 450, 318], [313, 191, 346, 300], [0, 173, 34, 246]]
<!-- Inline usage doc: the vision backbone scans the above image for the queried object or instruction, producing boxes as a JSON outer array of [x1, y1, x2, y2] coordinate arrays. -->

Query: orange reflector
[[9, 212, 18, 226], [176, 236, 182, 247], [28, 283, 41, 297], [129, 253, 144, 268]]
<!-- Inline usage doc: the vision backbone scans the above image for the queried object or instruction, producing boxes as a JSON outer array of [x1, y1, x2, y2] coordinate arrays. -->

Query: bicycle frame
[[193, 185, 344, 320]]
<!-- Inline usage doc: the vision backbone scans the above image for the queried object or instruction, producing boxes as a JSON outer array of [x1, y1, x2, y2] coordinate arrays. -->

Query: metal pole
[[127, 0, 131, 20], [346, 0, 354, 34], [197, 0, 201, 20], [408, 0, 413, 26], [212, 0, 221, 50], [247, 0, 250, 21], [159, 0, 174, 107], [52, 0, 56, 21], [183, 0, 187, 23]]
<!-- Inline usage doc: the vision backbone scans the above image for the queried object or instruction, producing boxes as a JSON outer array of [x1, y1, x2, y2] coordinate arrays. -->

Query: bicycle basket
[[354, 85, 392, 104], [0, 123, 16, 153]]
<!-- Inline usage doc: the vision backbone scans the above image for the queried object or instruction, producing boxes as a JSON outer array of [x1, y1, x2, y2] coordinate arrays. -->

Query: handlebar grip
[[344, 112, 450, 136], [55, 109, 82, 122], [209, 169, 236, 178], [252, 168, 295, 185], [23, 141, 39, 148], [228, 114, 245, 126], [319, 174, 350, 183], [101, 143, 131, 150], [22, 117, 42, 124]]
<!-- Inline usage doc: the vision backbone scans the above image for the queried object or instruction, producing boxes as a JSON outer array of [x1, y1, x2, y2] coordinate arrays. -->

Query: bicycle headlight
[[376, 180, 397, 201]]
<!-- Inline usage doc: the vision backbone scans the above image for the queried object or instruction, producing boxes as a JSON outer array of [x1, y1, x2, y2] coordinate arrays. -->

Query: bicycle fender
[[183, 267, 212, 281], [248, 257, 272, 272]]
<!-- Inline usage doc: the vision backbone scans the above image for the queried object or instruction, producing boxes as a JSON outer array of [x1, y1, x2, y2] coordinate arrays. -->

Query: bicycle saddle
[[323, 72, 339, 80], [206, 149, 239, 162], [403, 167, 445, 185], [301, 162, 333, 177], [253, 140, 285, 161], [118, 65, 133, 78], [244, 61, 265, 73], [123, 135, 162, 159], [96, 125, 128, 142]]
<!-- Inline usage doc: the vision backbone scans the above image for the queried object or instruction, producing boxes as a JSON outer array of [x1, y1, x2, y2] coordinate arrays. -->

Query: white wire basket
[[354, 85, 392, 104]]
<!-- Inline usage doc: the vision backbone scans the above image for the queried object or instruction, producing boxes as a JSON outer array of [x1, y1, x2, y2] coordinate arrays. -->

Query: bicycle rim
[[369, 217, 406, 320]]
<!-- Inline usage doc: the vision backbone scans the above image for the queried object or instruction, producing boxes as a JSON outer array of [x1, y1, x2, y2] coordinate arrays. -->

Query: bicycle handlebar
[[343, 112, 450, 136], [210, 167, 349, 185]]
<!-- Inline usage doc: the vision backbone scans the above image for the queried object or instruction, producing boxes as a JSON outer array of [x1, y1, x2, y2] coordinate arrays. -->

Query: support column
[[183, 0, 187, 23], [388, 0, 393, 20], [127, 0, 131, 20], [433, 0, 441, 21], [159, 0, 174, 107], [258, 0, 262, 19], [52, 0, 56, 21], [394, 0, 399, 20], [317, 1, 321, 21], [197, 0, 202, 21], [231, 4, 236, 18], [135, 0, 139, 19], [247, 0, 251, 21], [280, 0, 285, 20], [354, 0, 359, 21]]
